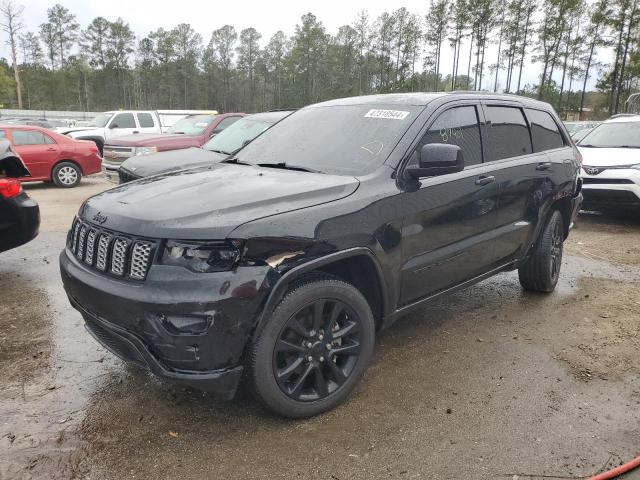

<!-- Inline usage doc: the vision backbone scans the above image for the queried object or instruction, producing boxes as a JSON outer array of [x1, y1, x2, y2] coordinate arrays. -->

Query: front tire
[[518, 210, 564, 292], [248, 276, 375, 418], [52, 162, 82, 188]]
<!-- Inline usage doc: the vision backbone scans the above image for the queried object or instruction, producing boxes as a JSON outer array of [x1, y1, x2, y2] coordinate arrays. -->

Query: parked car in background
[[564, 121, 600, 140], [0, 140, 39, 253], [61, 93, 582, 417], [59, 110, 219, 155], [102, 112, 245, 182], [118, 110, 292, 183], [578, 115, 640, 210], [0, 125, 102, 188]]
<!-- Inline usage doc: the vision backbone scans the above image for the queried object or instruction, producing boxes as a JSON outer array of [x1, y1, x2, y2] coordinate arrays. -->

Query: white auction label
[[364, 109, 410, 120]]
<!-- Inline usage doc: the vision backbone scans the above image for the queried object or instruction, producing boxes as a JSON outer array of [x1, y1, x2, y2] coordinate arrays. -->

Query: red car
[[0, 125, 102, 188]]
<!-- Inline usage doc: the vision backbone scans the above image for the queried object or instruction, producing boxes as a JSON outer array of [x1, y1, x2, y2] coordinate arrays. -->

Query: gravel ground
[[1, 177, 639, 480]]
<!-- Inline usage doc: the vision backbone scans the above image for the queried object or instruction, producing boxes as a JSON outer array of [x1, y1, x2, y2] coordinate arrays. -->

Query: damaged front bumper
[[60, 248, 271, 399]]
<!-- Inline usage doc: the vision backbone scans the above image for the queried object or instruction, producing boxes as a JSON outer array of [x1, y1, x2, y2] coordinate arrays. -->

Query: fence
[[0, 109, 100, 121]]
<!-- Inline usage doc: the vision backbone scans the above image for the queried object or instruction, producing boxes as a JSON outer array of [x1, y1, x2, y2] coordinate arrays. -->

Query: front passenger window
[[418, 106, 482, 166], [111, 113, 136, 129]]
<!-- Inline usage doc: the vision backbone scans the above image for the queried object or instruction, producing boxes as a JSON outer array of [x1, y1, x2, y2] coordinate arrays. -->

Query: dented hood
[[0, 140, 30, 177], [80, 163, 359, 239]]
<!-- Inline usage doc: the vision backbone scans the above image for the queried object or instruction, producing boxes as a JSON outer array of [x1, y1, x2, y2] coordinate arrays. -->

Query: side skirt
[[381, 261, 517, 329]]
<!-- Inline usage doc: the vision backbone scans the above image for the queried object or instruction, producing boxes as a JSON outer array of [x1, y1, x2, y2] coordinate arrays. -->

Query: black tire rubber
[[518, 210, 564, 292], [248, 275, 375, 418], [52, 161, 82, 188]]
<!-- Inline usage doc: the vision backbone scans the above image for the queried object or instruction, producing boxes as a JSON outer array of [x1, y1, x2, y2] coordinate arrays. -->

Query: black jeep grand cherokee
[[60, 93, 582, 418]]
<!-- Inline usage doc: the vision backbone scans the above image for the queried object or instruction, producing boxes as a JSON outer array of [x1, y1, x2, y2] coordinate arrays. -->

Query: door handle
[[536, 162, 552, 170], [46, 147, 56, 151], [475, 175, 495, 186], [132, 130, 139, 134]]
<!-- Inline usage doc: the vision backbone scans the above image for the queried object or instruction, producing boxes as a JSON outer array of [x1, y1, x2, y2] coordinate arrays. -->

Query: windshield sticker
[[364, 109, 410, 120]]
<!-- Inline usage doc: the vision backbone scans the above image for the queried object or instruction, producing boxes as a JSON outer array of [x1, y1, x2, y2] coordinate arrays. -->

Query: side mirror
[[405, 143, 464, 179], [109, 123, 118, 129]]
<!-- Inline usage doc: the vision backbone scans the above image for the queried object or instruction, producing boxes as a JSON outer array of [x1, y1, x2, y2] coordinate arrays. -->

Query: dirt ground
[[1, 177, 639, 480]]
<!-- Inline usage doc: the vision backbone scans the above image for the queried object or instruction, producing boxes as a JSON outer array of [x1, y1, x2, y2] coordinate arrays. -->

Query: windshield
[[579, 122, 640, 148], [234, 105, 420, 175], [203, 117, 274, 154], [90, 113, 113, 128], [167, 114, 217, 135]]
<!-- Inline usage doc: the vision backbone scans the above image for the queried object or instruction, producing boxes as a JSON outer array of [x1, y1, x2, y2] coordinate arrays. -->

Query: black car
[[117, 111, 293, 183], [0, 141, 40, 253], [60, 93, 582, 418]]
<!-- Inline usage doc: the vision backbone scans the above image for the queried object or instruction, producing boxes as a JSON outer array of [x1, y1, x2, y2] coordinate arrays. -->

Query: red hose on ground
[[590, 454, 640, 480]]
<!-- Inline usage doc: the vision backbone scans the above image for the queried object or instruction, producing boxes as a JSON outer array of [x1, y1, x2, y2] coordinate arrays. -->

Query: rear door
[[480, 103, 568, 264], [10, 129, 61, 181], [136, 112, 158, 134], [399, 102, 502, 305]]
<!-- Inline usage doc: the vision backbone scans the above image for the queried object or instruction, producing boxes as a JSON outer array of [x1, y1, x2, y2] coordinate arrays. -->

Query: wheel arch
[[252, 248, 389, 341]]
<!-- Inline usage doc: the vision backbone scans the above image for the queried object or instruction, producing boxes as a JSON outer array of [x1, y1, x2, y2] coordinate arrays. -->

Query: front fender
[[250, 247, 389, 341]]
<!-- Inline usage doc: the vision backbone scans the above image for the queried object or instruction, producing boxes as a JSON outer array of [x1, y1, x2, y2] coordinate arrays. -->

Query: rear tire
[[518, 210, 564, 292], [52, 162, 81, 188], [248, 276, 375, 418]]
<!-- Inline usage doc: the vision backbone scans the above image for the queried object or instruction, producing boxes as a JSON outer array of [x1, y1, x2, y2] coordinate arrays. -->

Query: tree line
[[0, 0, 638, 118]]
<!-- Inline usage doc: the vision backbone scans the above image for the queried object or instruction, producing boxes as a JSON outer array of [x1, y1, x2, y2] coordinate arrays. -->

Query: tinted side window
[[485, 106, 532, 161], [0, 130, 6, 139], [526, 109, 564, 152], [418, 106, 483, 166], [13, 130, 47, 145], [214, 116, 241, 133], [137, 113, 154, 128], [111, 113, 136, 129]]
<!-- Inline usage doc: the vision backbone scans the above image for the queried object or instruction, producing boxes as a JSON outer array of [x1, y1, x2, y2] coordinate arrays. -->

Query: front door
[[399, 104, 502, 305], [105, 112, 139, 140]]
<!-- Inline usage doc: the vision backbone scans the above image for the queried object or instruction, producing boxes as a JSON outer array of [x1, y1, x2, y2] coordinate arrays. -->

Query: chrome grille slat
[[130, 242, 153, 280], [77, 225, 88, 260], [72, 220, 81, 253], [110, 238, 129, 276], [68, 219, 154, 281], [95, 233, 112, 271], [84, 229, 97, 265]]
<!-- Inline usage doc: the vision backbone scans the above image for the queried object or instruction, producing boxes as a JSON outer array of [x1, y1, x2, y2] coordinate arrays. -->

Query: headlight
[[161, 240, 242, 273], [135, 146, 157, 156]]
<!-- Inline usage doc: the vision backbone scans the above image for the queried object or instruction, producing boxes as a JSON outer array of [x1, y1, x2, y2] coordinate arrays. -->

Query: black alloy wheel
[[549, 217, 563, 282], [248, 276, 375, 418], [518, 209, 564, 292], [273, 298, 362, 401]]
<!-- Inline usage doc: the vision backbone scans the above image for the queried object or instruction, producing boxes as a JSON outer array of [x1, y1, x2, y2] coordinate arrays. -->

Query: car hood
[[121, 147, 226, 178], [80, 163, 360, 239], [64, 127, 103, 138], [107, 134, 202, 148], [578, 147, 640, 167]]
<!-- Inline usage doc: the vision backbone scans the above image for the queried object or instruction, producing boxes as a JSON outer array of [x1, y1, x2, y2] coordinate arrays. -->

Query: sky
[[5, 0, 609, 91]]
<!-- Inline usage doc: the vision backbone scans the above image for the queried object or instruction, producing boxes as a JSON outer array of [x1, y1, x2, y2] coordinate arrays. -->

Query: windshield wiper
[[221, 156, 252, 165], [208, 148, 232, 155], [578, 144, 599, 148], [258, 162, 323, 174]]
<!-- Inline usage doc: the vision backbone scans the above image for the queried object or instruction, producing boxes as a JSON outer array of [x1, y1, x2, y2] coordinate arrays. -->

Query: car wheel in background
[[518, 210, 564, 292], [52, 162, 82, 188], [248, 276, 375, 418]]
